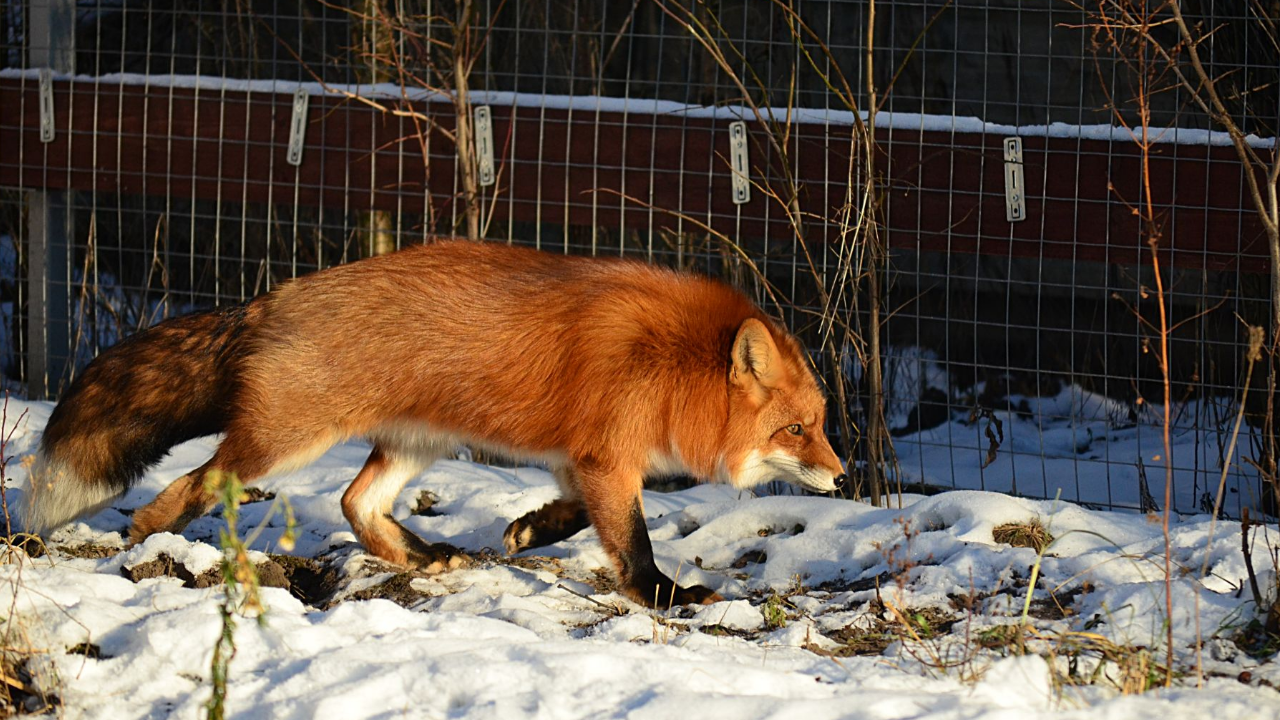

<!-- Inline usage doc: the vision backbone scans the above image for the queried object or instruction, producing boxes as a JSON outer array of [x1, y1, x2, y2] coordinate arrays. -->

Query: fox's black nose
[[833, 473, 848, 490]]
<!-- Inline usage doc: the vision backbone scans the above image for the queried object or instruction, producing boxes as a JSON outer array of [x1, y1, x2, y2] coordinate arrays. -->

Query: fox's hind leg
[[342, 442, 469, 573], [127, 461, 221, 544], [503, 467, 590, 554], [502, 498, 589, 554], [128, 424, 337, 545]]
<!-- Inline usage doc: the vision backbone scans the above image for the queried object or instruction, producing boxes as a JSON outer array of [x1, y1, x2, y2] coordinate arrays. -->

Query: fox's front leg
[[578, 463, 721, 608], [342, 444, 469, 573]]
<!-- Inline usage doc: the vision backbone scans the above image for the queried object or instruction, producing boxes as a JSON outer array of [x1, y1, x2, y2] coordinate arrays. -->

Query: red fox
[[25, 239, 846, 606]]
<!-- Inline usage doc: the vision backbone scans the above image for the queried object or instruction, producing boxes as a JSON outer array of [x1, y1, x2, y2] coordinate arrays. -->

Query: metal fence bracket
[[475, 105, 495, 187], [729, 121, 750, 205], [1003, 137, 1026, 223], [38, 68, 55, 143], [286, 87, 309, 166]]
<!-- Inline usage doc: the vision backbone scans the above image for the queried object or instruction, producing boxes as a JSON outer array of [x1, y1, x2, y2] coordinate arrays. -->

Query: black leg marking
[[616, 499, 720, 608]]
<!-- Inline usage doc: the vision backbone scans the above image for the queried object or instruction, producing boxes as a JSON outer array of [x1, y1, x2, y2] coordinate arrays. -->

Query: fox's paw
[[624, 576, 724, 608], [670, 584, 723, 607], [393, 523, 470, 573], [502, 499, 590, 555], [406, 541, 471, 574], [502, 521, 535, 555]]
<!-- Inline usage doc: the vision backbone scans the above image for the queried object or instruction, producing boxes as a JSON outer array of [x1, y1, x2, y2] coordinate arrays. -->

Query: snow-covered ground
[[1, 396, 1278, 719], [879, 347, 1268, 518]]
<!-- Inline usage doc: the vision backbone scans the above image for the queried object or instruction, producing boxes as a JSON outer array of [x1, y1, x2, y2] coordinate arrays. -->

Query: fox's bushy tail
[[24, 304, 258, 535]]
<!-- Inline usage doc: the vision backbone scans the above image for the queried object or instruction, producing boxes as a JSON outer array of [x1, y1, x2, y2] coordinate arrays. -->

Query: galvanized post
[[26, 0, 74, 399]]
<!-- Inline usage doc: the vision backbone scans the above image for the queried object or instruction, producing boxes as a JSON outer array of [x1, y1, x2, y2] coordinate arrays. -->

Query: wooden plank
[[0, 77, 1269, 272]]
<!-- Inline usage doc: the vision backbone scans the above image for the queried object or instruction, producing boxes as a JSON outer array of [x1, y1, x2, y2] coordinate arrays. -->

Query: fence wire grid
[[1, 0, 1278, 518]]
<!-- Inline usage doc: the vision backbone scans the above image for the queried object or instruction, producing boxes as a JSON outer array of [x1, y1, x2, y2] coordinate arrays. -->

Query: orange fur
[[31, 239, 846, 607]]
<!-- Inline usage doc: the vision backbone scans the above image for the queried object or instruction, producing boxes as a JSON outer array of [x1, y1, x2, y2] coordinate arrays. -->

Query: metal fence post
[[26, 0, 74, 399]]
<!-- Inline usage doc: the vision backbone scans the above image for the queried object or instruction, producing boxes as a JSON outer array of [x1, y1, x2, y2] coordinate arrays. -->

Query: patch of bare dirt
[[699, 624, 755, 639], [814, 570, 896, 594], [824, 605, 958, 657], [339, 573, 426, 609], [267, 554, 341, 606], [121, 554, 222, 588], [731, 550, 768, 569], [827, 619, 897, 656], [119, 553, 309, 595], [54, 543, 121, 560], [1026, 583, 1092, 620]]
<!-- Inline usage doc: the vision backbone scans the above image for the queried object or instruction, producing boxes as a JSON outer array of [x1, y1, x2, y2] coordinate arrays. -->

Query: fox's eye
[[786, 424, 803, 436]]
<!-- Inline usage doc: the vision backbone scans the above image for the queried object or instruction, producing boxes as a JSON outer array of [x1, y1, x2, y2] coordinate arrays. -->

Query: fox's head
[[721, 318, 847, 493]]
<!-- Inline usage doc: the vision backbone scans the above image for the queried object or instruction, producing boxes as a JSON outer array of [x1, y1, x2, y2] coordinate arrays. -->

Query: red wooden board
[[0, 77, 1269, 272]]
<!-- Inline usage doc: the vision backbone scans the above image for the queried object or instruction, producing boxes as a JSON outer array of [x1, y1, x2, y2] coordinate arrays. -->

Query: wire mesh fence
[[1, 0, 1277, 518]]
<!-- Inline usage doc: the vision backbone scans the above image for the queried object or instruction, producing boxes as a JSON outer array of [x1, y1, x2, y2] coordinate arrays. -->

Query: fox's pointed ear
[[730, 318, 782, 398]]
